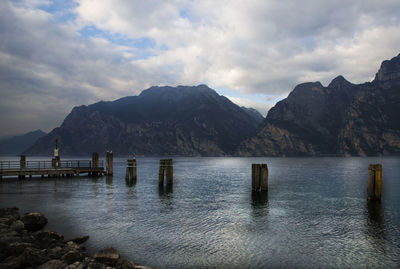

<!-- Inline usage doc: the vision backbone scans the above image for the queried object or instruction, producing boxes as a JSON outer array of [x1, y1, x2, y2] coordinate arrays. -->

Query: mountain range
[[25, 53, 400, 156], [0, 130, 46, 156], [26, 85, 261, 156]]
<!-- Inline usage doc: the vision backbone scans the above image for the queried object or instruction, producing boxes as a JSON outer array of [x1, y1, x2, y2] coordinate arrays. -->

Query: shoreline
[[0, 207, 152, 269]]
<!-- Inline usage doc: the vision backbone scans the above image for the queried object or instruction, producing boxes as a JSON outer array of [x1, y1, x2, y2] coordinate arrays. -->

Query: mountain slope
[[237, 53, 400, 156], [0, 130, 46, 156], [25, 85, 259, 156]]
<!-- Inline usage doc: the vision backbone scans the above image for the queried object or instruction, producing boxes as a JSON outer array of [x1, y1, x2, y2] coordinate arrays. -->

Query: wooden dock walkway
[[0, 159, 105, 179]]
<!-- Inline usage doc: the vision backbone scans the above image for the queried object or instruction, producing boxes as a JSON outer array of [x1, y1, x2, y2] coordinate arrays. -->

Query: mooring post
[[367, 164, 382, 201], [251, 164, 268, 192], [125, 159, 137, 183], [166, 159, 173, 186], [106, 151, 113, 175], [159, 159, 173, 186], [20, 155, 26, 169], [92, 152, 99, 168], [260, 164, 269, 191]]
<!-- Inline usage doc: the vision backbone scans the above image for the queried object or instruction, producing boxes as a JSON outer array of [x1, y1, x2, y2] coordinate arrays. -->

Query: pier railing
[[0, 160, 104, 170]]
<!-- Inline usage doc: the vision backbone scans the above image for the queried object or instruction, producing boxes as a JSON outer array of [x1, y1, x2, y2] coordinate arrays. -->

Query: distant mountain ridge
[[0, 130, 46, 156], [25, 85, 260, 156], [237, 53, 400, 156], [25, 53, 400, 157]]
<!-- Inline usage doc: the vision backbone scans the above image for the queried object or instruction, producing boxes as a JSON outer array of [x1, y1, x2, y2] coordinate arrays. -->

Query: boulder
[[35, 230, 64, 249], [22, 212, 48, 231], [10, 220, 24, 232], [66, 235, 90, 244], [20, 247, 49, 267], [116, 259, 138, 269], [62, 250, 85, 264], [93, 247, 120, 266], [0, 255, 22, 269], [0, 207, 20, 219], [87, 262, 107, 269], [37, 259, 67, 269], [64, 261, 86, 269]]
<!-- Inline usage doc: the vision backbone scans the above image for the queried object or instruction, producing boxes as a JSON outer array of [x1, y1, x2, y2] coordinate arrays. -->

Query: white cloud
[[0, 0, 400, 135]]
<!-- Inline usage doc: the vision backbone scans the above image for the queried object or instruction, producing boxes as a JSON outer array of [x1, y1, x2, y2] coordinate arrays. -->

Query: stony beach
[[0, 207, 152, 269]]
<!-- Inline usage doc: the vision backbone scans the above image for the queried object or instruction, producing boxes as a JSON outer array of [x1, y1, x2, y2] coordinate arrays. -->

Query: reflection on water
[[106, 175, 113, 186], [366, 199, 384, 240], [251, 191, 268, 218], [159, 185, 173, 213]]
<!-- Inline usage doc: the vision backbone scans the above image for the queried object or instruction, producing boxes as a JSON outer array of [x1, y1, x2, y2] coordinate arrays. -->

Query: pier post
[[92, 153, 99, 168], [125, 159, 137, 183], [367, 164, 382, 201], [159, 159, 173, 186], [260, 164, 269, 191], [20, 155, 26, 169], [251, 164, 268, 192], [106, 151, 113, 175], [19, 155, 26, 180]]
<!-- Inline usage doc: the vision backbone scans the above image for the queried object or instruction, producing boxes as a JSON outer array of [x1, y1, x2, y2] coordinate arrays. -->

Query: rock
[[64, 261, 86, 269], [37, 259, 67, 269], [4, 242, 33, 256], [0, 255, 22, 269], [66, 235, 90, 244], [20, 247, 49, 267], [87, 262, 107, 269], [116, 259, 138, 269], [10, 220, 24, 232], [22, 212, 48, 231], [48, 246, 65, 259], [62, 250, 84, 264], [35, 230, 64, 249], [93, 247, 120, 266], [0, 207, 20, 219]]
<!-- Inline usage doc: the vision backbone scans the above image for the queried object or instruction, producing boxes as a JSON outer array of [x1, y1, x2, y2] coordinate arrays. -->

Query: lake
[[1, 157, 400, 268]]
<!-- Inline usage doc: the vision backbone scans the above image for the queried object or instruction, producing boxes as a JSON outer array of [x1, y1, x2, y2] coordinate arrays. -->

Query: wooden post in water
[[125, 159, 137, 183], [367, 164, 382, 201], [20, 155, 26, 169], [260, 164, 269, 191], [251, 164, 268, 192], [19, 155, 26, 179], [159, 159, 173, 186], [92, 153, 99, 168], [106, 151, 113, 175]]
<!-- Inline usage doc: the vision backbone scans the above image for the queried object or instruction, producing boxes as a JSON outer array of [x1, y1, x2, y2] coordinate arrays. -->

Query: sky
[[0, 0, 400, 137]]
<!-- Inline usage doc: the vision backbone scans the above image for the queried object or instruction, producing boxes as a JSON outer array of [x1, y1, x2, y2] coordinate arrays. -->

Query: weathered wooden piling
[[159, 159, 173, 186], [367, 164, 382, 201], [19, 155, 26, 179], [106, 151, 113, 175], [92, 153, 99, 168], [252, 163, 268, 192], [125, 159, 137, 182], [20, 155, 26, 169]]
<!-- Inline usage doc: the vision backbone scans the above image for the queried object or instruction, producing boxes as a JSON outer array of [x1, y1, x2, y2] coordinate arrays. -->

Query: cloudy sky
[[0, 0, 399, 136]]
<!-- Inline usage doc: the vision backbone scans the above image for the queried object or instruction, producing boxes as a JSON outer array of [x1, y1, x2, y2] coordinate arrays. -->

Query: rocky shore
[[0, 207, 152, 269]]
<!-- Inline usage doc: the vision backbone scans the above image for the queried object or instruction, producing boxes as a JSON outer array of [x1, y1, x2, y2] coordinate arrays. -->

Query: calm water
[[1, 157, 400, 268]]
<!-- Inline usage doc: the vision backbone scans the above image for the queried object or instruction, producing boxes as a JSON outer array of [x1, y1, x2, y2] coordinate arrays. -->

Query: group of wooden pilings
[[124, 158, 174, 187]]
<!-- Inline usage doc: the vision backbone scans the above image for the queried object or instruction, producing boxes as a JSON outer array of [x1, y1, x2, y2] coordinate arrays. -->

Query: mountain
[[0, 130, 46, 156], [237, 53, 400, 156], [25, 85, 260, 156], [241, 107, 264, 124]]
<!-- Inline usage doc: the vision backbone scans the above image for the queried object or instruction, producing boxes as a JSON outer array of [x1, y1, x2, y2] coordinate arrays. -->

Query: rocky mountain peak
[[374, 53, 400, 82], [328, 75, 353, 90]]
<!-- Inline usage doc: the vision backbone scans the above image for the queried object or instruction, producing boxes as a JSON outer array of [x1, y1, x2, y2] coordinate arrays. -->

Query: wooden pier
[[0, 158, 105, 179]]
